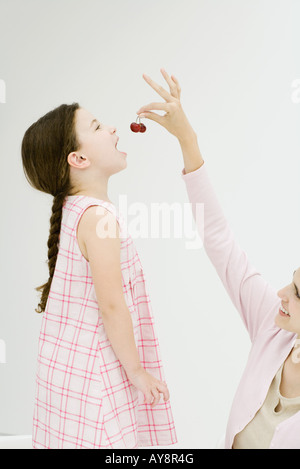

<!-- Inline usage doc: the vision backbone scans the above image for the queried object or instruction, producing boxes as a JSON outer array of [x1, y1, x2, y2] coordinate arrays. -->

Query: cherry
[[130, 115, 147, 133], [130, 122, 140, 132]]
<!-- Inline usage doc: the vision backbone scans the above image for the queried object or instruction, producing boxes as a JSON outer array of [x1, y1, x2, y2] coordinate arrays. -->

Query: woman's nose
[[277, 287, 290, 301]]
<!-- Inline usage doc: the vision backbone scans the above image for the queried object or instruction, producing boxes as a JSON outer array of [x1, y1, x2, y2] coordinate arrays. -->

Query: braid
[[21, 102, 80, 314], [35, 191, 68, 313]]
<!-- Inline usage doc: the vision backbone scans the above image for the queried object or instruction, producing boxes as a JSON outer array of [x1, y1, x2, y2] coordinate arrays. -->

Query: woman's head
[[21, 103, 126, 313], [276, 267, 300, 337]]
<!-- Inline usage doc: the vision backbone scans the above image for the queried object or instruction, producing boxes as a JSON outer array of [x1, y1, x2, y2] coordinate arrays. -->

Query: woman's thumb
[[140, 111, 165, 126]]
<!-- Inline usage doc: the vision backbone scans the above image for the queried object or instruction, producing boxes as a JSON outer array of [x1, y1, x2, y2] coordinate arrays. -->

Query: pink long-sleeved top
[[181, 161, 300, 449]]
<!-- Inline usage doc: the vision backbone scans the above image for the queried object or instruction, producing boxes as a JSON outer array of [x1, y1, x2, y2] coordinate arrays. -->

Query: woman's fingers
[[137, 101, 169, 115], [141, 74, 170, 102], [141, 70, 177, 103], [160, 68, 181, 99], [137, 69, 181, 117], [137, 69, 189, 138]]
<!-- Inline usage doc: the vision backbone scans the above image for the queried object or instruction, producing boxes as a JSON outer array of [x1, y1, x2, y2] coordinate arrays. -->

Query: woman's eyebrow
[[293, 270, 299, 294]]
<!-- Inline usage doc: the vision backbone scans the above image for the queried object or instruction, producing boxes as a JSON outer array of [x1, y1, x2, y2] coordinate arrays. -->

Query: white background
[[0, 0, 299, 448]]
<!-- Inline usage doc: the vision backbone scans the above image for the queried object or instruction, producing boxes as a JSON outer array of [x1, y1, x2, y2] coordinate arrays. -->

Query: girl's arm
[[80, 206, 170, 407], [81, 206, 143, 376], [180, 134, 280, 342]]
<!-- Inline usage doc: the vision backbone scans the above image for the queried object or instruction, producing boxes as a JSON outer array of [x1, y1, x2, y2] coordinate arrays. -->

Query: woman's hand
[[127, 366, 170, 407], [136, 68, 196, 142]]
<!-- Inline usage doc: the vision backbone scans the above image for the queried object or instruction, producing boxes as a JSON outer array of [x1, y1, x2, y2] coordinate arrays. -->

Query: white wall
[[0, 0, 299, 448]]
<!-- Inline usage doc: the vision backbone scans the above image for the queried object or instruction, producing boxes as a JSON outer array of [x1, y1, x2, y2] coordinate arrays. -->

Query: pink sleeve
[[181, 162, 280, 342]]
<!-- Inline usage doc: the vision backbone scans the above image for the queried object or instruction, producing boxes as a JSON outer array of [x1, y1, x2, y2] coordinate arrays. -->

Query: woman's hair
[[21, 102, 80, 313]]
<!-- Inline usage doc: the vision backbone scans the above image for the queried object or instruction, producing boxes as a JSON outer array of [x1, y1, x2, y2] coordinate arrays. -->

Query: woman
[[136, 68, 300, 449]]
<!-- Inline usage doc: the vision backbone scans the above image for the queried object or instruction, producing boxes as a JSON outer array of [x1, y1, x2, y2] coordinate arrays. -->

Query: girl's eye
[[96, 124, 101, 130]]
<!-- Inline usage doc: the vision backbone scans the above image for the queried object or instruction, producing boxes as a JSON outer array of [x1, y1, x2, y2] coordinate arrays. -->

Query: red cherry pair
[[130, 115, 146, 133]]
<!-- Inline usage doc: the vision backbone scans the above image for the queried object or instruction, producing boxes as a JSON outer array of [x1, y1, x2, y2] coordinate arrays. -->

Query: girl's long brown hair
[[21, 102, 80, 313]]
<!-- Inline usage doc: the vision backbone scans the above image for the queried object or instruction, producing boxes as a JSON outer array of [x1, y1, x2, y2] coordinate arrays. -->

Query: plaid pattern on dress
[[32, 195, 177, 449]]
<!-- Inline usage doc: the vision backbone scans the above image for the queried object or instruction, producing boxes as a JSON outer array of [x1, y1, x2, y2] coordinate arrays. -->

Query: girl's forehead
[[76, 108, 96, 131], [77, 107, 93, 121]]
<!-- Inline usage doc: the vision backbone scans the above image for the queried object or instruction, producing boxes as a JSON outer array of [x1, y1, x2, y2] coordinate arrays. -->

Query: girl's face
[[70, 107, 127, 176], [276, 267, 300, 337]]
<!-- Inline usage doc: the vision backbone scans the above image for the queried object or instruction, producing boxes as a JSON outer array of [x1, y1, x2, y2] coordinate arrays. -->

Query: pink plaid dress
[[32, 195, 177, 449]]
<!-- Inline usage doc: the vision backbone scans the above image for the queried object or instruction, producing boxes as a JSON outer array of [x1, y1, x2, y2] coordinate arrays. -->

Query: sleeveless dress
[[32, 195, 177, 449]]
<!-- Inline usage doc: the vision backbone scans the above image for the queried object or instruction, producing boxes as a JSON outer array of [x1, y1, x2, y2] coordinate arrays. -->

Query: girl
[[21, 100, 177, 448], [136, 68, 300, 449]]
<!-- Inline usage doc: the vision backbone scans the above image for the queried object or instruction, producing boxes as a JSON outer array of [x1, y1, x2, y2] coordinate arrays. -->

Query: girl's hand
[[127, 367, 170, 407], [136, 68, 196, 142]]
